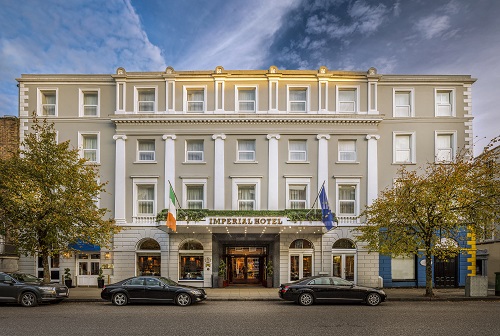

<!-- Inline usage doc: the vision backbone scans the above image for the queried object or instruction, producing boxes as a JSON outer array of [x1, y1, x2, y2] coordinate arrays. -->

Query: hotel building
[[16, 66, 475, 288]]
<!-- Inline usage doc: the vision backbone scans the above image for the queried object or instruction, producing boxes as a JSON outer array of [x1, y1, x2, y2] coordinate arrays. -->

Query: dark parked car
[[101, 276, 207, 306], [279, 276, 386, 306], [0, 272, 69, 307]]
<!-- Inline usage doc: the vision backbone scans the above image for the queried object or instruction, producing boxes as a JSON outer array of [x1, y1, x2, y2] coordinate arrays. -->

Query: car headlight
[[189, 290, 202, 295], [38, 286, 57, 294]]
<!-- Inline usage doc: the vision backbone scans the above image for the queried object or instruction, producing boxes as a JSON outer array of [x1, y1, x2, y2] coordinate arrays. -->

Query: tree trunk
[[425, 252, 434, 297], [42, 252, 51, 283]]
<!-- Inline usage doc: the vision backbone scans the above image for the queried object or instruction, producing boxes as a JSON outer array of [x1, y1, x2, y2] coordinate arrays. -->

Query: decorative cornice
[[111, 115, 382, 125]]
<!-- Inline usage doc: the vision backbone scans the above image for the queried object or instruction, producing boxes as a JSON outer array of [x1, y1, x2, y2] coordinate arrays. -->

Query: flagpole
[[168, 180, 182, 210], [307, 181, 325, 216]]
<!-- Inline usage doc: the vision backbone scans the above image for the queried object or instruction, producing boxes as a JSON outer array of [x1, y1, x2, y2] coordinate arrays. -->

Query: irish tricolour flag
[[167, 184, 177, 232]]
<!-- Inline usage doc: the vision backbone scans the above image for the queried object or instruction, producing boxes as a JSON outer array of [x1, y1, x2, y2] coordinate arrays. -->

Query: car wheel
[[366, 292, 382, 306], [298, 292, 314, 306], [175, 293, 192, 306], [20, 292, 38, 307], [112, 292, 128, 306]]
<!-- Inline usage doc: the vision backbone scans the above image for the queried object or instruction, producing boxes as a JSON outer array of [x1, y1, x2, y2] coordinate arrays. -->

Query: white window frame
[[237, 139, 256, 162], [393, 88, 414, 117], [435, 131, 457, 163], [133, 178, 158, 218], [287, 85, 310, 113], [393, 132, 416, 164], [286, 178, 310, 209], [336, 86, 360, 113], [435, 88, 455, 117], [37, 88, 58, 116], [335, 178, 360, 218], [235, 85, 257, 113], [137, 139, 156, 162], [185, 139, 205, 162], [288, 140, 307, 162], [338, 140, 357, 162], [182, 179, 207, 209], [79, 88, 100, 117], [134, 86, 157, 113], [183, 86, 207, 113], [78, 132, 100, 164], [231, 178, 261, 210]]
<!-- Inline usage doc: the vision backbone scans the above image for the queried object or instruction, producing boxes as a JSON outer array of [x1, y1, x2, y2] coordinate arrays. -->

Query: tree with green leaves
[[357, 138, 499, 296], [0, 116, 119, 283]]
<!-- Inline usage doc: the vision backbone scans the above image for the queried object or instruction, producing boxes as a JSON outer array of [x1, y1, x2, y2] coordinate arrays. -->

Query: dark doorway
[[434, 256, 458, 288], [225, 246, 266, 285]]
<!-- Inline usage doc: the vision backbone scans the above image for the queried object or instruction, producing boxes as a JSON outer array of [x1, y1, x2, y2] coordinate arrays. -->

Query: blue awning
[[69, 240, 101, 252]]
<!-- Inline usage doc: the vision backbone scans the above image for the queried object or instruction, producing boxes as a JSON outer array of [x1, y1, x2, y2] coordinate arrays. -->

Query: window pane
[[392, 256, 415, 280], [239, 101, 255, 111], [395, 92, 410, 105], [187, 186, 203, 209], [289, 89, 306, 101], [396, 135, 410, 149], [289, 185, 306, 209], [138, 140, 155, 161], [180, 256, 204, 280], [187, 140, 204, 161], [339, 89, 356, 112], [238, 140, 255, 161], [238, 89, 255, 101], [138, 89, 155, 112], [138, 185, 154, 214], [238, 185, 255, 210]]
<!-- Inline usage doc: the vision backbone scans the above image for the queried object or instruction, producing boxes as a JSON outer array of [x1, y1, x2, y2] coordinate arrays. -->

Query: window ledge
[[234, 161, 258, 164], [392, 162, 416, 165], [335, 161, 360, 164], [286, 161, 310, 164], [134, 161, 157, 164], [183, 161, 207, 165]]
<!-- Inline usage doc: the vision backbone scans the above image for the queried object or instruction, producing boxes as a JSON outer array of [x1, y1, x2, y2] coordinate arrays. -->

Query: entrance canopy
[[159, 216, 328, 235], [69, 240, 101, 252]]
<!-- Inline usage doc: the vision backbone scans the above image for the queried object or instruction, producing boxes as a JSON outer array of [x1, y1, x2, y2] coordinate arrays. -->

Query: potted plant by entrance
[[266, 260, 274, 288], [97, 267, 105, 288], [64, 268, 73, 288], [218, 259, 227, 288]]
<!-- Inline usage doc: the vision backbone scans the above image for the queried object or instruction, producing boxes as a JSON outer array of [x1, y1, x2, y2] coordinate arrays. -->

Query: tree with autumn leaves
[[0, 116, 119, 283], [357, 138, 499, 296]]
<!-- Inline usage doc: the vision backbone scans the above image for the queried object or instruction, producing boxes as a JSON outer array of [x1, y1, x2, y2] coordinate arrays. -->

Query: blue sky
[[1, 0, 498, 154]]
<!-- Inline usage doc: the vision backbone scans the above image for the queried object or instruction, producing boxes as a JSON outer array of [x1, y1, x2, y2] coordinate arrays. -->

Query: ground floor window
[[37, 254, 60, 281], [289, 239, 313, 281], [391, 255, 415, 281], [332, 238, 357, 282], [180, 255, 204, 280], [137, 255, 161, 276]]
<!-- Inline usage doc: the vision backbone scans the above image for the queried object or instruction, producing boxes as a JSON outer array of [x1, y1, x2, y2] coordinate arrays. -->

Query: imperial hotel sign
[[16, 66, 476, 289]]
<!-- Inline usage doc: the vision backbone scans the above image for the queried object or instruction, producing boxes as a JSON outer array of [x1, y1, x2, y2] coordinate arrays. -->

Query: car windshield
[[159, 277, 178, 286], [10, 273, 41, 282]]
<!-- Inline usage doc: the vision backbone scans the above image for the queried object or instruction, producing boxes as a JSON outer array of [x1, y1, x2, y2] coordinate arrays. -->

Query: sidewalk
[[66, 286, 500, 302]]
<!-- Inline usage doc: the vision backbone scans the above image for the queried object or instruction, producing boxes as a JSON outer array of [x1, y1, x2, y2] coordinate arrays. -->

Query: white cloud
[[414, 15, 451, 39], [175, 0, 302, 70]]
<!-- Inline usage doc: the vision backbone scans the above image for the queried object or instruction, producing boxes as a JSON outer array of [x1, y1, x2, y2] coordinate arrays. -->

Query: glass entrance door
[[77, 253, 100, 286], [290, 254, 312, 281], [333, 254, 355, 281], [230, 256, 262, 284]]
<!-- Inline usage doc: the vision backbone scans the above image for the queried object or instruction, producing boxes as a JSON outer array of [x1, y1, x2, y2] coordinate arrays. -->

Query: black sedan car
[[279, 276, 386, 306], [0, 272, 69, 307], [101, 276, 207, 306]]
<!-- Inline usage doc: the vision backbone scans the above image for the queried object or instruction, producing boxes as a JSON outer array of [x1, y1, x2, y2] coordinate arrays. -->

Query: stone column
[[212, 134, 226, 210], [113, 135, 127, 225], [162, 134, 176, 208], [267, 134, 280, 210], [317, 134, 331, 192], [366, 135, 380, 206]]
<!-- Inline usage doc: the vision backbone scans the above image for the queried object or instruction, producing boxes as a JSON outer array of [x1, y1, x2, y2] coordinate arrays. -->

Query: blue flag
[[319, 186, 334, 230]]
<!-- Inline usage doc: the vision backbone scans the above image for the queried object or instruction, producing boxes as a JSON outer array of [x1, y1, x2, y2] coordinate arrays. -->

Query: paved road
[[1, 301, 499, 336]]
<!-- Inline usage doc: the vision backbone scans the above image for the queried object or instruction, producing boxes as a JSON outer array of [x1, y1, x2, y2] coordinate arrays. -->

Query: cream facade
[[16, 66, 475, 288]]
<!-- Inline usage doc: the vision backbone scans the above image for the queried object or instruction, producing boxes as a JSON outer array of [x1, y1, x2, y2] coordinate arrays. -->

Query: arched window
[[332, 238, 357, 282], [332, 239, 355, 249], [289, 239, 313, 249], [179, 240, 204, 281], [136, 239, 160, 276], [179, 239, 204, 251], [138, 238, 160, 250], [289, 239, 313, 281]]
